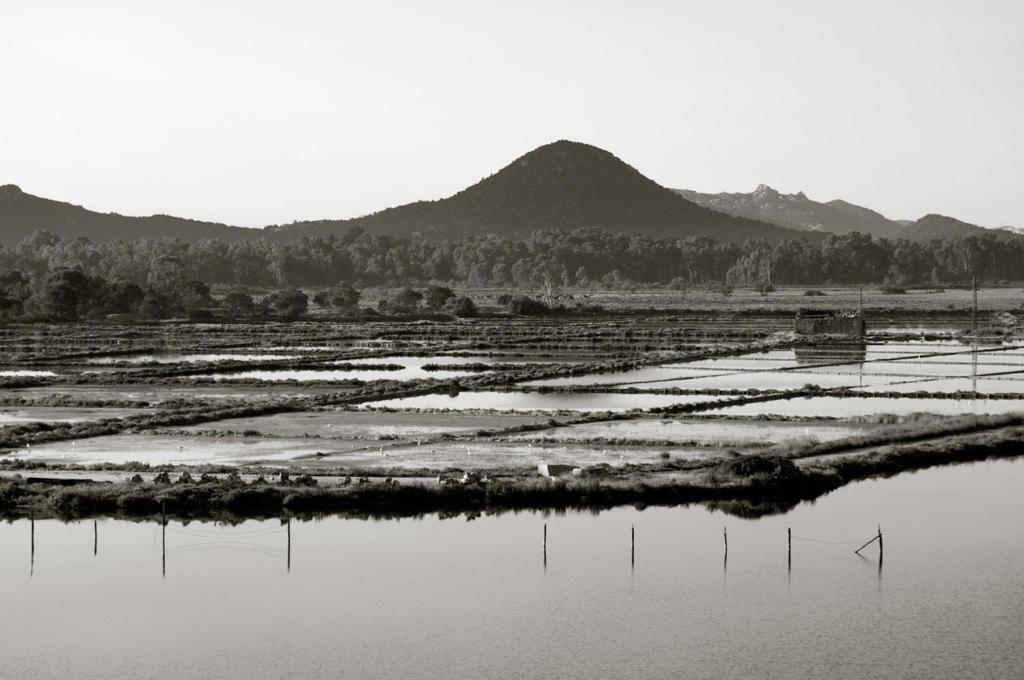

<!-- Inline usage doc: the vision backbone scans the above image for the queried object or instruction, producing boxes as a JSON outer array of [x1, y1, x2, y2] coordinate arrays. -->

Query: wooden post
[[722, 526, 728, 572], [161, 500, 166, 578], [287, 518, 292, 573], [30, 514, 35, 577], [631, 525, 635, 568], [972, 335, 979, 394], [543, 523, 547, 568], [93, 520, 97, 557], [972, 276, 978, 335], [854, 526, 883, 557], [787, 527, 791, 570]]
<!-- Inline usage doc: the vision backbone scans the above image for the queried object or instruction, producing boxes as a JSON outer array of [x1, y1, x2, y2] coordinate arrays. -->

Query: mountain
[[675, 184, 1024, 244], [674, 184, 904, 238], [902, 214, 1020, 241], [0, 184, 252, 245], [264, 141, 815, 243], [5, 143, 1014, 247]]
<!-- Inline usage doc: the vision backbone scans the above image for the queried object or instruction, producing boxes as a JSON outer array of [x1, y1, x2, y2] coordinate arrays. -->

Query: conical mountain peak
[[270, 141, 811, 243]]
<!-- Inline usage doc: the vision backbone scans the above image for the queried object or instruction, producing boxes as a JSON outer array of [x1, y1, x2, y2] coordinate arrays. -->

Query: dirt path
[[793, 423, 1024, 467]]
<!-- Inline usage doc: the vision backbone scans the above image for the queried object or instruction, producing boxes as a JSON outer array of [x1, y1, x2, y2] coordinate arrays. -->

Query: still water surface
[[367, 390, 721, 412], [2, 460, 1022, 679]]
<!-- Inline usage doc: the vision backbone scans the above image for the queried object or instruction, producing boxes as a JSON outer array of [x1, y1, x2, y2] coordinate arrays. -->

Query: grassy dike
[[2, 424, 1021, 521]]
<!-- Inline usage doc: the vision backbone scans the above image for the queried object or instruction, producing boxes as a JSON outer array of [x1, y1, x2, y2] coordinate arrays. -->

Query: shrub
[[803, 289, 826, 296], [389, 288, 423, 314], [423, 285, 454, 310], [506, 295, 548, 316], [710, 455, 800, 487], [267, 289, 308, 319], [449, 296, 478, 318], [329, 284, 361, 311], [224, 290, 256, 317]]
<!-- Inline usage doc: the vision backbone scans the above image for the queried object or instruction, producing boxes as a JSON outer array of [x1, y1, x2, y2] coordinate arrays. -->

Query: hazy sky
[[2, 0, 1022, 228]]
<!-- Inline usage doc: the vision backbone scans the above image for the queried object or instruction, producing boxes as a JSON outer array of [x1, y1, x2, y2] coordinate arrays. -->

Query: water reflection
[[4, 461, 1023, 680], [151, 518, 297, 578], [794, 342, 867, 367]]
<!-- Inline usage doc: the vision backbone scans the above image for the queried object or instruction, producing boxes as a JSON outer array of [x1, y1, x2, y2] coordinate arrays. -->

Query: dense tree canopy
[[1, 228, 1022, 307]]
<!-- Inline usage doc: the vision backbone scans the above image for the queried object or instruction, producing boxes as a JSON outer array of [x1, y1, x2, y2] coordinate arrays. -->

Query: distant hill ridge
[[0, 183, 251, 244], [1, 141, 1017, 245], [674, 184, 1018, 242], [905, 213, 1009, 241], [264, 140, 810, 243], [676, 184, 903, 238]]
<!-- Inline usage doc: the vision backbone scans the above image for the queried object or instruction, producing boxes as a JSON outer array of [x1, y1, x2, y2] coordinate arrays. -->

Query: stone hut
[[795, 309, 865, 337]]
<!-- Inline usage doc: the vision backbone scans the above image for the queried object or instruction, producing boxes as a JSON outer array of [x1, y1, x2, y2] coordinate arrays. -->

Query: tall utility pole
[[971, 275, 979, 394], [971, 276, 978, 335]]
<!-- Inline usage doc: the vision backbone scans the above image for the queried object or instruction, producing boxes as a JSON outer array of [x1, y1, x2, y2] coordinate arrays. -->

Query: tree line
[[1, 227, 1022, 319], [3, 227, 1021, 290], [0, 265, 483, 321]]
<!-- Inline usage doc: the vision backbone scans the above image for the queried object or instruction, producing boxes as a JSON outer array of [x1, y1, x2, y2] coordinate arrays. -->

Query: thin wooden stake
[[161, 501, 166, 578], [543, 523, 547, 568], [972, 276, 978, 334], [631, 525, 635, 568], [787, 527, 791, 570], [854, 526, 883, 555], [854, 534, 877, 554], [30, 514, 35, 577], [93, 520, 97, 557], [287, 518, 292, 572], [722, 526, 728, 572]]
